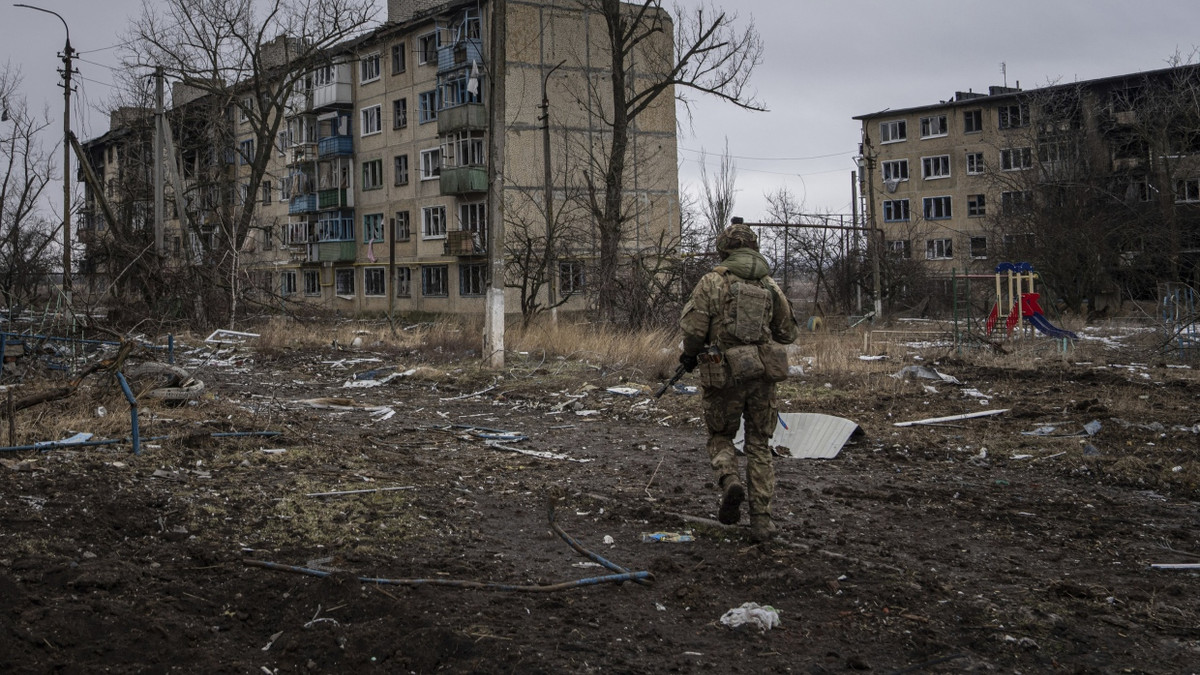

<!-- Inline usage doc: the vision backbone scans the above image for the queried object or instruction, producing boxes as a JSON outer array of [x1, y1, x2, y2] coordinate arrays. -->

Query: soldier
[[678, 218, 798, 542]]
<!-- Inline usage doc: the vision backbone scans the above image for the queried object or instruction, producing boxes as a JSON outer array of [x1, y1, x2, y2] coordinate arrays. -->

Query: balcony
[[440, 165, 488, 195], [318, 187, 351, 210], [307, 241, 356, 263], [288, 194, 318, 214], [444, 229, 484, 256], [438, 40, 483, 74], [318, 135, 353, 157], [438, 102, 486, 135], [311, 64, 352, 110], [288, 142, 318, 166]]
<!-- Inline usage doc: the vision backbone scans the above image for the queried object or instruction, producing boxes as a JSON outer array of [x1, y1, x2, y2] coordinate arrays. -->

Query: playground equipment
[[985, 262, 1077, 340]]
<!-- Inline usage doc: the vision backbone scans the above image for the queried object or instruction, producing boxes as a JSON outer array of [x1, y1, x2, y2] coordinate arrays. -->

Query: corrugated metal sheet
[[734, 413, 862, 459]]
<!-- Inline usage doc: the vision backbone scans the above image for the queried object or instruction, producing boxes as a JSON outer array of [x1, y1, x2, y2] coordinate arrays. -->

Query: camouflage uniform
[[679, 224, 798, 538]]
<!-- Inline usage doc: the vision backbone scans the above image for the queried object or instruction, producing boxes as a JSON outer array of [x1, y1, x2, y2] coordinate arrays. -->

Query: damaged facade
[[855, 64, 1200, 308], [79, 0, 681, 316]]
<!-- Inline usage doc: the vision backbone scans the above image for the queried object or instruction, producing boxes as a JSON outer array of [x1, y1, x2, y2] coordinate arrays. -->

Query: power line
[[679, 146, 850, 162]]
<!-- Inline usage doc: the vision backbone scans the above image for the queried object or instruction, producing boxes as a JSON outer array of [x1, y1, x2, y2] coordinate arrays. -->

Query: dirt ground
[[1, 323, 1198, 674]]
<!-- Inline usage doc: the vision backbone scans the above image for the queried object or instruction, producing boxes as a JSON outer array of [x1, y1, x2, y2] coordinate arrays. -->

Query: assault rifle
[[654, 363, 688, 398]]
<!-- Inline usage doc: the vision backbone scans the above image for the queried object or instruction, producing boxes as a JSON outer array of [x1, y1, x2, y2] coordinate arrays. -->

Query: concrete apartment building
[[854, 64, 1200, 303], [79, 0, 681, 317]]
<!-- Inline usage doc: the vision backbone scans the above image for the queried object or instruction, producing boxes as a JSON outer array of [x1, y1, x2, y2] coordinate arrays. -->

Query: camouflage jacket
[[679, 248, 799, 358]]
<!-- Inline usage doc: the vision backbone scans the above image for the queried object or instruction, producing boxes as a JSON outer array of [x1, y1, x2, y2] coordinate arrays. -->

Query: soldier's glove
[[679, 353, 698, 373]]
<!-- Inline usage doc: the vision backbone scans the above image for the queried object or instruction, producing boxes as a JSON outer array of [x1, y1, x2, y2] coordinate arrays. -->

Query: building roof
[[853, 62, 1200, 121]]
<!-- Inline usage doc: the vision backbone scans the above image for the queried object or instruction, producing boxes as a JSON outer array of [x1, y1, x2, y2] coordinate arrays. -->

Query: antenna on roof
[[1000, 62, 1008, 88]]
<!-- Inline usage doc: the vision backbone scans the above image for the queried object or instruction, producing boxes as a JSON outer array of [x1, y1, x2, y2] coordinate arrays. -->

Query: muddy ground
[[1, 325, 1199, 674]]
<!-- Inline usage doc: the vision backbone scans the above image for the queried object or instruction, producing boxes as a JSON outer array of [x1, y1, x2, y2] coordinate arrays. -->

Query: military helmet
[[715, 218, 758, 253]]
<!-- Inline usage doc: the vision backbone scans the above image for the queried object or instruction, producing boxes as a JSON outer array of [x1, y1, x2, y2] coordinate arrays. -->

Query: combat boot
[[717, 476, 745, 525], [750, 514, 777, 543]]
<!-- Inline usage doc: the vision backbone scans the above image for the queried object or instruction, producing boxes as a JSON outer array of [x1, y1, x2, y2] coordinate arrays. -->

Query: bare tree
[[504, 180, 591, 325], [0, 68, 59, 309], [579, 0, 763, 323], [697, 137, 737, 244], [120, 0, 375, 327]]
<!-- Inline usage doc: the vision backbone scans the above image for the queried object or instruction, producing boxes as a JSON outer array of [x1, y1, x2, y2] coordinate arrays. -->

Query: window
[[967, 194, 986, 217], [238, 139, 254, 165], [362, 159, 383, 190], [391, 42, 406, 74], [239, 96, 253, 123], [1175, 178, 1200, 203], [559, 260, 585, 295], [335, 268, 355, 296], [880, 120, 907, 143], [281, 176, 293, 200], [261, 180, 272, 205], [1001, 190, 1034, 214], [361, 105, 382, 136], [998, 103, 1029, 129], [421, 265, 448, 296], [920, 114, 947, 138], [395, 267, 412, 297], [418, 32, 440, 65], [966, 151, 985, 175], [922, 155, 950, 179], [881, 159, 908, 182], [281, 271, 297, 296], [970, 236, 988, 259], [303, 270, 321, 296], [420, 148, 442, 180], [1039, 139, 1073, 165], [418, 90, 439, 123], [460, 263, 487, 296], [394, 211, 411, 241], [363, 213, 384, 242], [885, 240, 912, 259], [364, 267, 386, 296], [360, 53, 381, 83], [422, 205, 447, 238], [926, 238, 953, 260], [457, 202, 487, 249], [1000, 147, 1032, 171], [443, 131, 485, 167], [923, 196, 952, 220], [963, 109, 983, 133], [394, 154, 409, 185], [882, 199, 910, 222], [392, 98, 408, 129]]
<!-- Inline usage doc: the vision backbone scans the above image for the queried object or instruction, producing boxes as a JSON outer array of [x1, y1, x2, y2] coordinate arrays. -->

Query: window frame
[[963, 109, 983, 134], [335, 268, 355, 296], [363, 213, 384, 242], [921, 155, 951, 180], [881, 159, 909, 182], [923, 196, 952, 220], [880, 119, 907, 143], [559, 260, 586, 295], [925, 237, 953, 260], [966, 151, 985, 175], [970, 236, 988, 260], [420, 148, 442, 180], [391, 42, 407, 75], [418, 31, 440, 65], [395, 266, 412, 297], [360, 104, 382, 136], [1000, 147, 1032, 171], [882, 199, 910, 223], [364, 267, 386, 296], [280, 270, 297, 296], [1175, 178, 1200, 203], [459, 262, 488, 297], [303, 269, 321, 296], [394, 211, 411, 241], [919, 114, 948, 138], [421, 264, 449, 297], [392, 97, 408, 129], [422, 205, 447, 239], [418, 90, 439, 124], [360, 52, 381, 84], [361, 158, 384, 190], [998, 103, 1029, 129], [393, 154, 409, 186], [967, 193, 986, 217]]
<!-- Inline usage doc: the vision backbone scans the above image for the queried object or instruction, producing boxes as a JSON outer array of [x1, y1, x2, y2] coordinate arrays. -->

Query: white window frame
[[881, 159, 909, 182], [422, 205, 447, 239], [967, 194, 986, 217], [885, 240, 911, 259], [880, 119, 907, 144], [421, 264, 449, 297], [395, 266, 412, 297], [361, 159, 383, 190], [364, 267, 386, 296], [1000, 147, 1032, 171], [360, 104, 382, 137], [922, 155, 951, 180], [1175, 178, 1200, 203], [394, 211, 411, 241], [963, 109, 983, 134], [394, 154, 409, 186], [919, 114, 947, 138], [923, 196, 952, 220], [420, 148, 442, 180], [360, 52, 381, 84], [998, 103, 1029, 129], [926, 238, 953, 260], [966, 152, 985, 175], [559, 260, 586, 295]]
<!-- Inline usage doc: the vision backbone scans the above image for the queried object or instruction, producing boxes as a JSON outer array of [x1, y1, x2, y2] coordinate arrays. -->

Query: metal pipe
[[116, 372, 140, 455]]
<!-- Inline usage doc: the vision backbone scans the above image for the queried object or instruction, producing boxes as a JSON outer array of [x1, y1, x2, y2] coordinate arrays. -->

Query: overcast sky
[[2, 0, 1199, 223]]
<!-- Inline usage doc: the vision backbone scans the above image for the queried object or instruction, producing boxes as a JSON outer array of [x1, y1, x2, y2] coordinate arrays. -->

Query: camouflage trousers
[[701, 378, 777, 517]]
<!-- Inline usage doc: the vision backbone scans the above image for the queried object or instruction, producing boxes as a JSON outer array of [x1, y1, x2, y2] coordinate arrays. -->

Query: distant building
[[80, 0, 680, 316], [855, 64, 1200, 310]]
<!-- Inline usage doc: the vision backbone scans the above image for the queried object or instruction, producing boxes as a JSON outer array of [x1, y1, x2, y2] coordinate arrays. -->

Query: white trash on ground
[[719, 602, 780, 631]]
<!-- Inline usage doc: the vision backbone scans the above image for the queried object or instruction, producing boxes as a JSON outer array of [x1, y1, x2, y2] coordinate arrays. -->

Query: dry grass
[[507, 319, 678, 379]]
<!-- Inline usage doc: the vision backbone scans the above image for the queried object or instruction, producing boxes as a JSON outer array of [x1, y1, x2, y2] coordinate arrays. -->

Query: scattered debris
[[1149, 563, 1200, 570], [892, 365, 961, 384], [735, 413, 863, 459], [605, 386, 641, 397], [894, 409, 1008, 427], [641, 531, 694, 543], [34, 432, 94, 447], [719, 602, 780, 631], [306, 486, 416, 498], [204, 329, 260, 345]]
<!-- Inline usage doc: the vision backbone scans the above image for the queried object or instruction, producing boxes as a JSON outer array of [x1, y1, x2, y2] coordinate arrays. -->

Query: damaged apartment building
[[79, 0, 681, 315]]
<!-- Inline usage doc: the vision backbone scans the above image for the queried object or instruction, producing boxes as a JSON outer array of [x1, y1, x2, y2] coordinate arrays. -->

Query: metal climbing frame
[[1159, 282, 1199, 361]]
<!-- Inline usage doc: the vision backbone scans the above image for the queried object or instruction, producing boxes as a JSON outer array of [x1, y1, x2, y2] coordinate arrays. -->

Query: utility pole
[[16, 4, 74, 303], [851, 171, 861, 312], [862, 138, 883, 322], [539, 59, 565, 324], [483, 0, 507, 367], [154, 67, 165, 256]]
